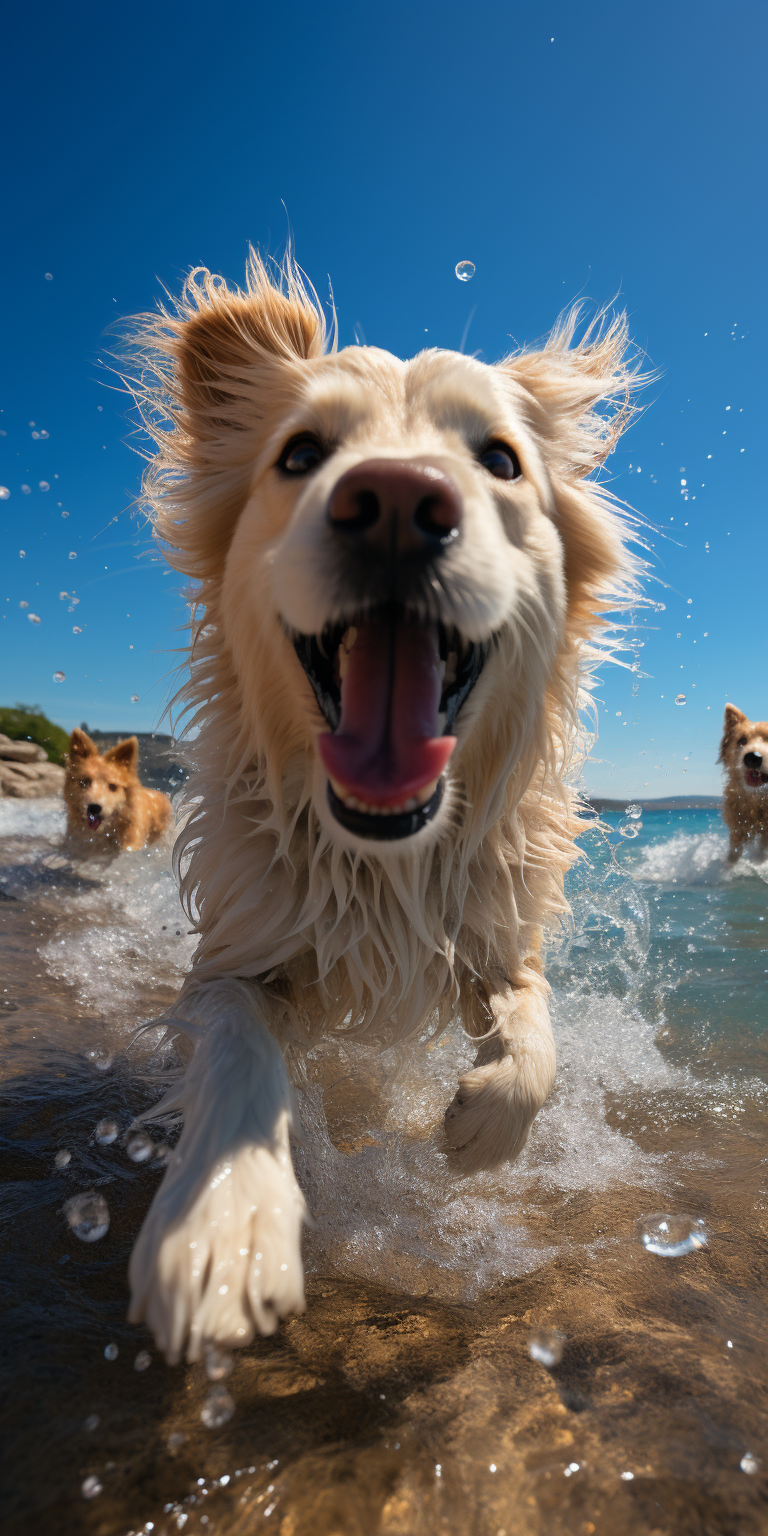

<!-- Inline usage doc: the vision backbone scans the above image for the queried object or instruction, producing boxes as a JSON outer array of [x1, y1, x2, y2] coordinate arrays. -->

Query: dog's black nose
[[328, 459, 462, 559], [87, 801, 102, 815], [744, 751, 763, 769]]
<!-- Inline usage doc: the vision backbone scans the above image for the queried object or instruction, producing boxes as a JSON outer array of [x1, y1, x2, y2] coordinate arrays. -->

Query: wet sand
[[2, 814, 768, 1536]]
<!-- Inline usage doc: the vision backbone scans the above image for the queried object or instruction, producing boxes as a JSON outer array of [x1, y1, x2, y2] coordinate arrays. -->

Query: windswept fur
[[121, 251, 645, 1361]]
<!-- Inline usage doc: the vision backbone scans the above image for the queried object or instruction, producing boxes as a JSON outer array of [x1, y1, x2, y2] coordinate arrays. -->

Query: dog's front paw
[[128, 1112, 308, 1363], [444, 1032, 556, 1173]]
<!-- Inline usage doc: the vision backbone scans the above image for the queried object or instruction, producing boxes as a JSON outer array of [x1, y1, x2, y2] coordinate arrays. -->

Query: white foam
[[633, 831, 768, 887], [0, 796, 66, 840]]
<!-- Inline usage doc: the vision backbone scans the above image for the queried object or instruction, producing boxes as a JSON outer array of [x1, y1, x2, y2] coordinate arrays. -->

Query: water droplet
[[625, 804, 642, 820], [126, 1131, 154, 1163], [40, 429, 49, 438], [741, 1452, 760, 1475], [45, 272, 53, 280], [134, 1350, 152, 1371], [81, 1474, 102, 1499], [638, 1212, 707, 1257], [528, 1328, 566, 1368], [68, 551, 77, 560], [130, 694, 140, 703], [84, 1414, 100, 1432], [19, 549, 26, 557], [73, 625, 82, 634], [53, 670, 65, 683], [28, 613, 41, 624], [39, 480, 50, 492], [619, 822, 640, 839], [455, 260, 476, 282], [205, 1345, 234, 1381], [104, 1343, 119, 1360], [86, 1045, 113, 1071], [0, 486, 9, 499], [675, 694, 686, 706], [54, 1149, 71, 1169], [62, 509, 69, 518], [95, 1119, 119, 1145], [21, 484, 31, 494], [200, 1386, 236, 1428], [64, 1191, 110, 1243], [20, 601, 28, 608]]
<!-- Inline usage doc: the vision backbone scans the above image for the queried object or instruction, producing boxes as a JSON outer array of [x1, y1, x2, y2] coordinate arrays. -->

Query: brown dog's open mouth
[[744, 769, 768, 789], [87, 811, 103, 830], [293, 604, 486, 840]]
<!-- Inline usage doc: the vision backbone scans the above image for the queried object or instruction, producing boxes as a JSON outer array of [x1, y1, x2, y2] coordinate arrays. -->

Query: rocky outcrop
[[0, 735, 65, 798]]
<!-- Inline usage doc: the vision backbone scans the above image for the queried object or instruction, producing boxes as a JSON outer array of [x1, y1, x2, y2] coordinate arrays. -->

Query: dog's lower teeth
[[415, 778, 439, 806], [329, 776, 442, 817]]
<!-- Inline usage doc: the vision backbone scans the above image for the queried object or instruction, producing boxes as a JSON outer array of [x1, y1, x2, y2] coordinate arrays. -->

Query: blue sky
[[1, 0, 765, 796]]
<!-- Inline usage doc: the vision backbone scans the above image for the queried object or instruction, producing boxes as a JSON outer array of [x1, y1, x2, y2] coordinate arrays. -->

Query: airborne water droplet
[[205, 1345, 234, 1381], [53, 670, 65, 683], [130, 694, 140, 703], [54, 1149, 72, 1168], [134, 1350, 152, 1371], [200, 1385, 236, 1428], [104, 1342, 119, 1360], [95, 1118, 119, 1145], [625, 804, 643, 819], [64, 1191, 110, 1243], [28, 613, 41, 624], [455, 260, 476, 282], [741, 1452, 761, 1475], [675, 694, 686, 706], [126, 1131, 154, 1163], [619, 821, 641, 839], [68, 551, 77, 559], [81, 1475, 102, 1499], [0, 487, 9, 500], [528, 1328, 566, 1368], [637, 1212, 707, 1257]]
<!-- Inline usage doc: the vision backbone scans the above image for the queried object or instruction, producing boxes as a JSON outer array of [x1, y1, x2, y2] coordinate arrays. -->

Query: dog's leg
[[128, 980, 307, 1364], [727, 831, 746, 864], [444, 961, 556, 1173]]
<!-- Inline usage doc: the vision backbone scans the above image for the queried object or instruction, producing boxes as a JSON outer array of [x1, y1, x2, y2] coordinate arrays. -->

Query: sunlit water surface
[[1, 801, 767, 1535]]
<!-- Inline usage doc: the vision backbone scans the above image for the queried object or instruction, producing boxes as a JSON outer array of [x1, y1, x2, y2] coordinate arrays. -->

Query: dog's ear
[[104, 736, 139, 772], [719, 704, 747, 762], [68, 728, 96, 760], [501, 307, 640, 477]]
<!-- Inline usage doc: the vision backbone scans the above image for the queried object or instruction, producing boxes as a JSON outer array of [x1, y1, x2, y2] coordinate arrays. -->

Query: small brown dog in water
[[719, 704, 768, 862], [63, 728, 173, 856]]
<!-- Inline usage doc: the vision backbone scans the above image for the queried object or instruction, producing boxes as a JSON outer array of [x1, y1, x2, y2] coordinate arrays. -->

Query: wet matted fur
[[719, 704, 768, 861], [64, 728, 173, 857], [123, 253, 643, 1362]]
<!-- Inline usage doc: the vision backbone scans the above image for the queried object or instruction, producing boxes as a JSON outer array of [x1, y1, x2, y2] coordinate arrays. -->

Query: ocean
[[1, 797, 767, 1535]]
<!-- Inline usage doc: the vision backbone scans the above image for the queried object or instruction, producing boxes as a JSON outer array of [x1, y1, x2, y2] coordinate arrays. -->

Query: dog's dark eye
[[277, 435, 325, 476], [478, 441, 522, 481], [108, 782, 118, 792], [79, 778, 91, 788], [738, 736, 748, 747]]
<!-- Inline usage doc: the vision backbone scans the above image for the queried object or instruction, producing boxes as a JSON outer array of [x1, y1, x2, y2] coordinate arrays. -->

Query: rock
[[0, 760, 65, 798], [0, 737, 49, 763]]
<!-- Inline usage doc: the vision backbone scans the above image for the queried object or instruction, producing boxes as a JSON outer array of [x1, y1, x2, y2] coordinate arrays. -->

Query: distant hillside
[[587, 795, 721, 813]]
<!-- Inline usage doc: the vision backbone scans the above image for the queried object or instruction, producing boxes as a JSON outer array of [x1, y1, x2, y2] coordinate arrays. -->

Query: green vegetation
[[0, 704, 70, 765]]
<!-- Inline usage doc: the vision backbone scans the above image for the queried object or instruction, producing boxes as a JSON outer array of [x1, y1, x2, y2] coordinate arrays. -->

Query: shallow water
[[1, 801, 767, 1535]]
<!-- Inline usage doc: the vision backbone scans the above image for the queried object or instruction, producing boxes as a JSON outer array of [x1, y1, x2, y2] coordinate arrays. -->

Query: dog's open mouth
[[87, 811, 103, 830], [293, 604, 486, 839], [744, 769, 768, 789]]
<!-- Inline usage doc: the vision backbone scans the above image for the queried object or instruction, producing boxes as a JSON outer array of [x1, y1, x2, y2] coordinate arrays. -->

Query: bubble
[[64, 1191, 110, 1243], [39, 480, 50, 492], [95, 1118, 119, 1145], [134, 1350, 152, 1371], [81, 1475, 102, 1499], [45, 272, 53, 281], [84, 1414, 100, 1432], [638, 1212, 707, 1258], [104, 1343, 119, 1360], [675, 694, 686, 706], [0, 486, 9, 499], [73, 625, 82, 634], [127, 1131, 154, 1163], [68, 551, 77, 560], [455, 260, 476, 282], [20, 601, 28, 608], [205, 1345, 234, 1381], [625, 804, 642, 820], [86, 1045, 113, 1071], [741, 1452, 761, 1475], [21, 484, 31, 494], [200, 1386, 236, 1428], [53, 670, 65, 683], [130, 694, 140, 703], [28, 613, 41, 624], [619, 822, 640, 839], [19, 549, 26, 558], [62, 510, 69, 518], [528, 1328, 566, 1368], [54, 1149, 72, 1169], [40, 429, 49, 438]]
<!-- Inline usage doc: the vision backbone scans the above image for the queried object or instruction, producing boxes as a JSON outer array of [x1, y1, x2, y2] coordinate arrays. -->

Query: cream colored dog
[[125, 255, 640, 1363], [719, 703, 768, 861]]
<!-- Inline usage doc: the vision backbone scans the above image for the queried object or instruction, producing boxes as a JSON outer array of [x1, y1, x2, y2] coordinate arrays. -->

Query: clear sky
[[2, 1, 766, 797]]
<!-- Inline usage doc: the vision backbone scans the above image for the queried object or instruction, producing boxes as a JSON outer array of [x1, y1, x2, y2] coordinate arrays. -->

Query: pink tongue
[[318, 616, 456, 807]]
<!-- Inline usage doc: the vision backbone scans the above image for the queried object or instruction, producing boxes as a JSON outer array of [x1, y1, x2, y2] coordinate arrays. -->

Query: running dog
[[125, 254, 641, 1363], [64, 729, 173, 855], [719, 704, 768, 862]]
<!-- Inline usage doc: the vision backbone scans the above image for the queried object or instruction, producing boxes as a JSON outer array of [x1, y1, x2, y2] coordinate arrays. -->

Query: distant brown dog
[[64, 728, 173, 855], [719, 704, 768, 862]]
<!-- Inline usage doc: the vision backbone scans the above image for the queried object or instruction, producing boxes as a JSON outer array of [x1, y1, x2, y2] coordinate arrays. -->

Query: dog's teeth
[[415, 778, 439, 806], [342, 626, 357, 650], [329, 776, 348, 801], [404, 797, 418, 812], [437, 659, 446, 682], [444, 652, 458, 688]]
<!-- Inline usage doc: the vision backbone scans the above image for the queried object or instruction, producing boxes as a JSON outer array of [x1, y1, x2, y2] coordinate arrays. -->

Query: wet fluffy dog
[[719, 704, 768, 862], [126, 256, 640, 1362], [64, 729, 173, 855]]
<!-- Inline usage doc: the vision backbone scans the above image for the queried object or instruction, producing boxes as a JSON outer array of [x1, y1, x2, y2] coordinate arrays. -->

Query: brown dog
[[719, 704, 768, 862], [63, 728, 173, 855]]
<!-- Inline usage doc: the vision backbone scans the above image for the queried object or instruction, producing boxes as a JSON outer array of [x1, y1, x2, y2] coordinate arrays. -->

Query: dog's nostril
[[87, 802, 102, 815], [328, 486, 380, 533], [414, 494, 461, 541]]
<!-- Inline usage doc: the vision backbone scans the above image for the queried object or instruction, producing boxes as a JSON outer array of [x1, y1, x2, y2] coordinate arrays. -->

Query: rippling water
[[1, 800, 767, 1535]]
